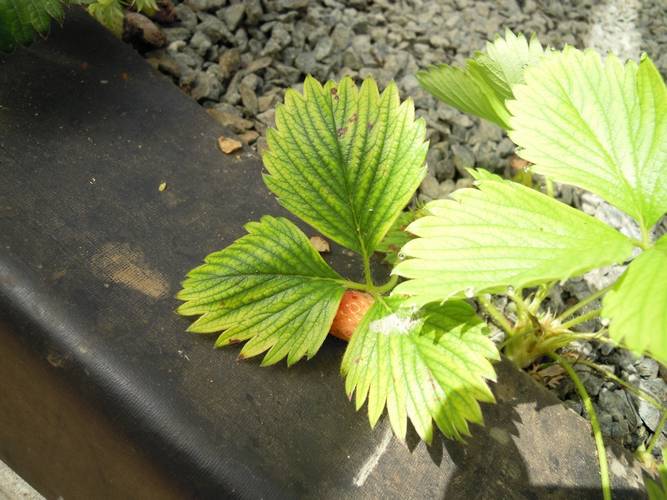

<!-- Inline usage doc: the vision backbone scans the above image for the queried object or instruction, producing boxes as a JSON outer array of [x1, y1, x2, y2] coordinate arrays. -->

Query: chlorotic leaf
[[393, 172, 634, 304], [263, 76, 428, 260], [602, 234, 667, 366], [177, 216, 346, 367], [0, 0, 64, 52], [417, 30, 545, 129], [469, 30, 545, 103], [509, 48, 667, 230], [341, 297, 498, 443]]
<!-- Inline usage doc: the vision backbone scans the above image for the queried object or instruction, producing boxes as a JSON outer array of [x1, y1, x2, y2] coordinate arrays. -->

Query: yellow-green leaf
[[263, 76, 428, 260], [177, 216, 346, 366], [341, 297, 498, 443], [603, 234, 667, 366], [509, 48, 667, 231], [393, 171, 634, 304]]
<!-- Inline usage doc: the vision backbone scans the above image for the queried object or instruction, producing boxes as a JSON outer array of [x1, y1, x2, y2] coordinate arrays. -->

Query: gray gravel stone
[[451, 144, 475, 177], [637, 379, 667, 432], [313, 37, 333, 61], [191, 70, 222, 101], [419, 174, 440, 200], [196, 13, 234, 43], [174, 3, 198, 30], [636, 358, 660, 379], [190, 31, 212, 56], [221, 4, 246, 31], [163, 26, 192, 44]]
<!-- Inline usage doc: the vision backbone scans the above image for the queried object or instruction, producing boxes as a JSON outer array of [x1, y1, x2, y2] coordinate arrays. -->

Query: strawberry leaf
[[341, 297, 498, 443], [87, 0, 125, 36], [177, 216, 346, 366], [0, 0, 64, 51], [417, 30, 545, 129], [393, 171, 634, 304], [509, 49, 667, 231], [602, 234, 667, 366], [263, 76, 428, 261]]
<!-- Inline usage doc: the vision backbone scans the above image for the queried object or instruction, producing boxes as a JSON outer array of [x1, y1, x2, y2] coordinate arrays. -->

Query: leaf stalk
[[478, 294, 514, 337], [560, 308, 602, 330], [647, 412, 667, 456], [552, 353, 611, 500], [556, 284, 613, 322]]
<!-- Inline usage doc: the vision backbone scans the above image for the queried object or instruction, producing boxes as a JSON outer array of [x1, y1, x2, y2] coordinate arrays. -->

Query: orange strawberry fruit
[[330, 290, 374, 341]]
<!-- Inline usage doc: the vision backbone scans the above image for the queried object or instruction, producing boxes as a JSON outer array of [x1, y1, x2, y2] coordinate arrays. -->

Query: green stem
[[647, 412, 667, 456], [341, 280, 372, 291], [573, 359, 666, 412], [557, 284, 613, 322], [341, 274, 398, 295], [561, 309, 602, 330], [545, 177, 555, 198], [507, 290, 530, 322], [639, 222, 652, 250], [527, 282, 556, 314], [568, 332, 616, 346], [552, 353, 611, 500], [373, 274, 398, 294], [478, 294, 514, 337]]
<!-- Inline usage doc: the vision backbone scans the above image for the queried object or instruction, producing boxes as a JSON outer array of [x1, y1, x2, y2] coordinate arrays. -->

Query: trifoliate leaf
[[263, 76, 428, 261], [341, 297, 498, 443], [177, 216, 346, 366], [509, 48, 667, 231], [0, 0, 64, 52], [375, 210, 420, 265], [393, 172, 634, 304], [417, 30, 545, 129], [602, 234, 667, 366]]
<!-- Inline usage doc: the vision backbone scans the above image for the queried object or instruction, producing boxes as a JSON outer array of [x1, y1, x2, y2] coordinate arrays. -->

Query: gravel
[[134, 0, 667, 455]]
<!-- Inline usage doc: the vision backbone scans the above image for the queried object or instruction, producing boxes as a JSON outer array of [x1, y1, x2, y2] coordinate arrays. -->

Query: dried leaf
[[310, 236, 330, 253], [218, 136, 242, 154]]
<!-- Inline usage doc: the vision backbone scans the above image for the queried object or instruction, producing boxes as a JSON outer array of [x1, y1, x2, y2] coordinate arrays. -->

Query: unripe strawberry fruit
[[330, 290, 374, 341]]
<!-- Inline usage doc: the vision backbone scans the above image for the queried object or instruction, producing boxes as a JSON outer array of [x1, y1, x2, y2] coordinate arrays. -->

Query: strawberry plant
[[178, 77, 500, 444], [0, 0, 157, 51], [400, 31, 666, 499]]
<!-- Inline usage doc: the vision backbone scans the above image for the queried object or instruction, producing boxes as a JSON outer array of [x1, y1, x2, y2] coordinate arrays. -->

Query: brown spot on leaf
[[348, 113, 358, 123], [337, 127, 347, 137], [367, 122, 374, 131], [330, 87, 339, 101]]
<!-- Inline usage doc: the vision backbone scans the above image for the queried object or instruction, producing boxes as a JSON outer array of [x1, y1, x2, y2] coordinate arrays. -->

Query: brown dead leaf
[[218, 136, 242, 154], [310, 236, 330, 253], [510, 154, 530, 171]]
